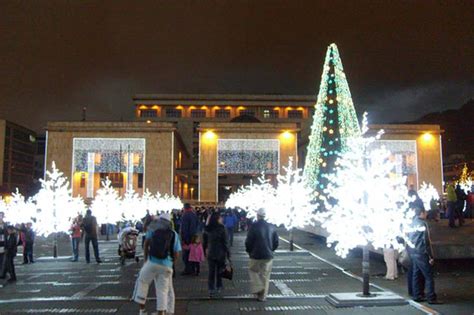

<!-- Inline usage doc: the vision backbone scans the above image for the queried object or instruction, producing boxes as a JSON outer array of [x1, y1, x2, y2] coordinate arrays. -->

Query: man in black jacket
[[0, 225, 17, 282], [245, 208, 279, 302], [407, 207, 442, 304]]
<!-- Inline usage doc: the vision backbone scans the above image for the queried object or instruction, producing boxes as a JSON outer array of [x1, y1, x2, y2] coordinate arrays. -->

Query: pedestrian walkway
[[0, 230, 435, 314]]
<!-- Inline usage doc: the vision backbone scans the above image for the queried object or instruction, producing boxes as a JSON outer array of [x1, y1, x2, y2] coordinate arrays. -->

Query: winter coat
[[407, 217, 433, 258], [245, 219, 279, 260], [82, 215, 98, 238], [203, 224, 229, 263], [180, 209, 199, 245], [189, 243, 205, 263], [224, 214, 238, 229], [5, 232, 18, 257]]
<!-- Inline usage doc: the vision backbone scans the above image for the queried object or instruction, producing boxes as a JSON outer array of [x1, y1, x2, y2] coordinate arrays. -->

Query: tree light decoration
[[304, 43, 361, 193], [418, 182, 440, 210], [91, 177, 122, 224], [316, 113, 416, 296], [156, 193, 184, 213], [4, 189, 37, 225], [141, 189, 160, 214], [457, 163, 473, 193], [120, 188, 142, 222], [225, 175, 277, 220], [319, 114, 415, 257], [35, 162, 78, 237]]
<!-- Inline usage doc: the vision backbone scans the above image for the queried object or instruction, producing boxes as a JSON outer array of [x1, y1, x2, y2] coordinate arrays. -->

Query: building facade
[[0, 120, 38, 196], [44, 94, 444, 204]]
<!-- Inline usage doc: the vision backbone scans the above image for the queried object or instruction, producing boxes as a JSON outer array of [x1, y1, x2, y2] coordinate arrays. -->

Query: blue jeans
[[71, 237, 80, 261], [411, 253, 436, 301], [227, 227, 234, 247], [23, 242, 34, 263], [85, 236, 100, 263], [447, 201, 456, 227]]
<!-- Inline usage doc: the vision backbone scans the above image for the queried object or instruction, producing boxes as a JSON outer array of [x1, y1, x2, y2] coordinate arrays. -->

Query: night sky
[[1, 0, 473, 133]]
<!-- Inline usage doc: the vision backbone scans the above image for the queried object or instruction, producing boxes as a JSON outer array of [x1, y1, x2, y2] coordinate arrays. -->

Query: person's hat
[[159, 212, 171, 222], [257, 208, 266, 217]]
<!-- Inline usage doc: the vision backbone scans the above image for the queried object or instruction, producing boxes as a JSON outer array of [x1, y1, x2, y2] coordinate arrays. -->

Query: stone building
[[45, 94, 443, 204]]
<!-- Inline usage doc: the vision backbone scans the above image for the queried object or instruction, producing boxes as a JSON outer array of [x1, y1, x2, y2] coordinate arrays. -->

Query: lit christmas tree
[[273, 158, 314, 250], [317, 114, 415, 296], [35, 162, 78, 257], [5, 189, 37, 225], [91, 177, 121, 226], [120, 188, 142, 222], [457, 163, 473, 193], [418, 182, 440, 211], [304, 43, 360, 195]]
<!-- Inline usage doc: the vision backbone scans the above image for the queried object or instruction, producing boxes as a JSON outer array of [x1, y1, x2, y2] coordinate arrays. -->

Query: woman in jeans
[[70, 215, 82, 262], [203, 212, 230, 298]]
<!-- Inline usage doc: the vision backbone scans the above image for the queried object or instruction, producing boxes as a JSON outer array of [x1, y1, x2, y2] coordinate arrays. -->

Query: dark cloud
[[0, 0, 473, 132]]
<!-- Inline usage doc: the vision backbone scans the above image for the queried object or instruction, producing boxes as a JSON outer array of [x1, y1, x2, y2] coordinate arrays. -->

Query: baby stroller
[[118, 227, 140, 265]]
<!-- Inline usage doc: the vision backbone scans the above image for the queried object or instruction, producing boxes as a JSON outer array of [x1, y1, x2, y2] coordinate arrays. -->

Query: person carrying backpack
[[133, 212, 181, 315]]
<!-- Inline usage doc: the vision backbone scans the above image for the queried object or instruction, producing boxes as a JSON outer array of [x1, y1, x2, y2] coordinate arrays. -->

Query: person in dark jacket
[[245, 208, 279, 301], [22, 222, 35, 264], [407, 207, 442, 304], [0, 211, 6, 277], [81, 209, 102, 264], [203, 212, 230, 298], [0, 225, 18, 282], [180, 203, 199, 275], [454, 184, 466, 226], [223, 209, 238, 246]]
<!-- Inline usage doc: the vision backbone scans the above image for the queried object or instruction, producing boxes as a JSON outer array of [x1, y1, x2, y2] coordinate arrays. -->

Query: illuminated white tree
[[35, 162, 77, 257], [120, 188, 142, 222], [317, 114, 415, 296], [91, 177, 121, 225], [225, 175, 277, 220], [157, 193, 183, 213], [141, 189, 160, 215], [418, 182, 440, 210], [5, 189, 37, 225]]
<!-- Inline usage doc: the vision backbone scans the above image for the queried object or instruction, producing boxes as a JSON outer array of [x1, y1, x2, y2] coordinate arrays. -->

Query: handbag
[[220, 259, 233, 280], [398, 249, 411, 268]]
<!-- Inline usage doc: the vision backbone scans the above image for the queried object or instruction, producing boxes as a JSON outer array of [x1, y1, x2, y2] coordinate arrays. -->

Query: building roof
[[133, 94, 316, 107]]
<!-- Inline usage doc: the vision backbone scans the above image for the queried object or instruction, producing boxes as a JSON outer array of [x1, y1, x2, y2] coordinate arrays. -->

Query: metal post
[[362, 245, 370, 296], [53, 234, 58, 258], [289, 228, 294, 251]]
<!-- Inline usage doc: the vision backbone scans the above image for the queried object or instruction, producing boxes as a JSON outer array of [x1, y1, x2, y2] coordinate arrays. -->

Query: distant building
[[45, 94, 444, 204], [0, 120, 38, 196]]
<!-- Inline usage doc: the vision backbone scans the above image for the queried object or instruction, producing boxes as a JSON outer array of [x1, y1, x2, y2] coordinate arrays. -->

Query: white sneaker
[[139, 310, 147, 315]]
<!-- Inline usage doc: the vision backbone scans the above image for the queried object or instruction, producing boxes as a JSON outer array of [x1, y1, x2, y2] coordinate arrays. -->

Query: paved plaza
[[0, 230, 472, 314]]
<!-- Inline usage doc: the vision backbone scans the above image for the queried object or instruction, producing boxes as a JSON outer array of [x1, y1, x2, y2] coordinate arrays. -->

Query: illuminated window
[[239, 109, 255, 117], [263, 109, 279, 119], [215, 109, 231, 119], [139, 109, 157, 118], [165, 108, 182, 118], [288, 110, 303, 119], [191, 109, 206, 118]]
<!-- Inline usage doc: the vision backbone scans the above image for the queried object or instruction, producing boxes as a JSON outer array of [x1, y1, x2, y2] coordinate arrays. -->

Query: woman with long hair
[[203, 212, 230, 298]]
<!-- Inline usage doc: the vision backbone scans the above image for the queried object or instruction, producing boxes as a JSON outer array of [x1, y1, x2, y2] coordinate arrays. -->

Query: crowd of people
[[132, 204, 278, 315], [1, 182, 474, 312]]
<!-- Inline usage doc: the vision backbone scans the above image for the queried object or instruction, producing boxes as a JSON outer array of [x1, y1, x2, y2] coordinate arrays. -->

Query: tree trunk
[[362, 245, 370, 296], [289, 228, 294, 251]]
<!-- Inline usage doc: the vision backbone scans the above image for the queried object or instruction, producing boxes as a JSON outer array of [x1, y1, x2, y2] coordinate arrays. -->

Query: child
[[188, 234, 205, 276]]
